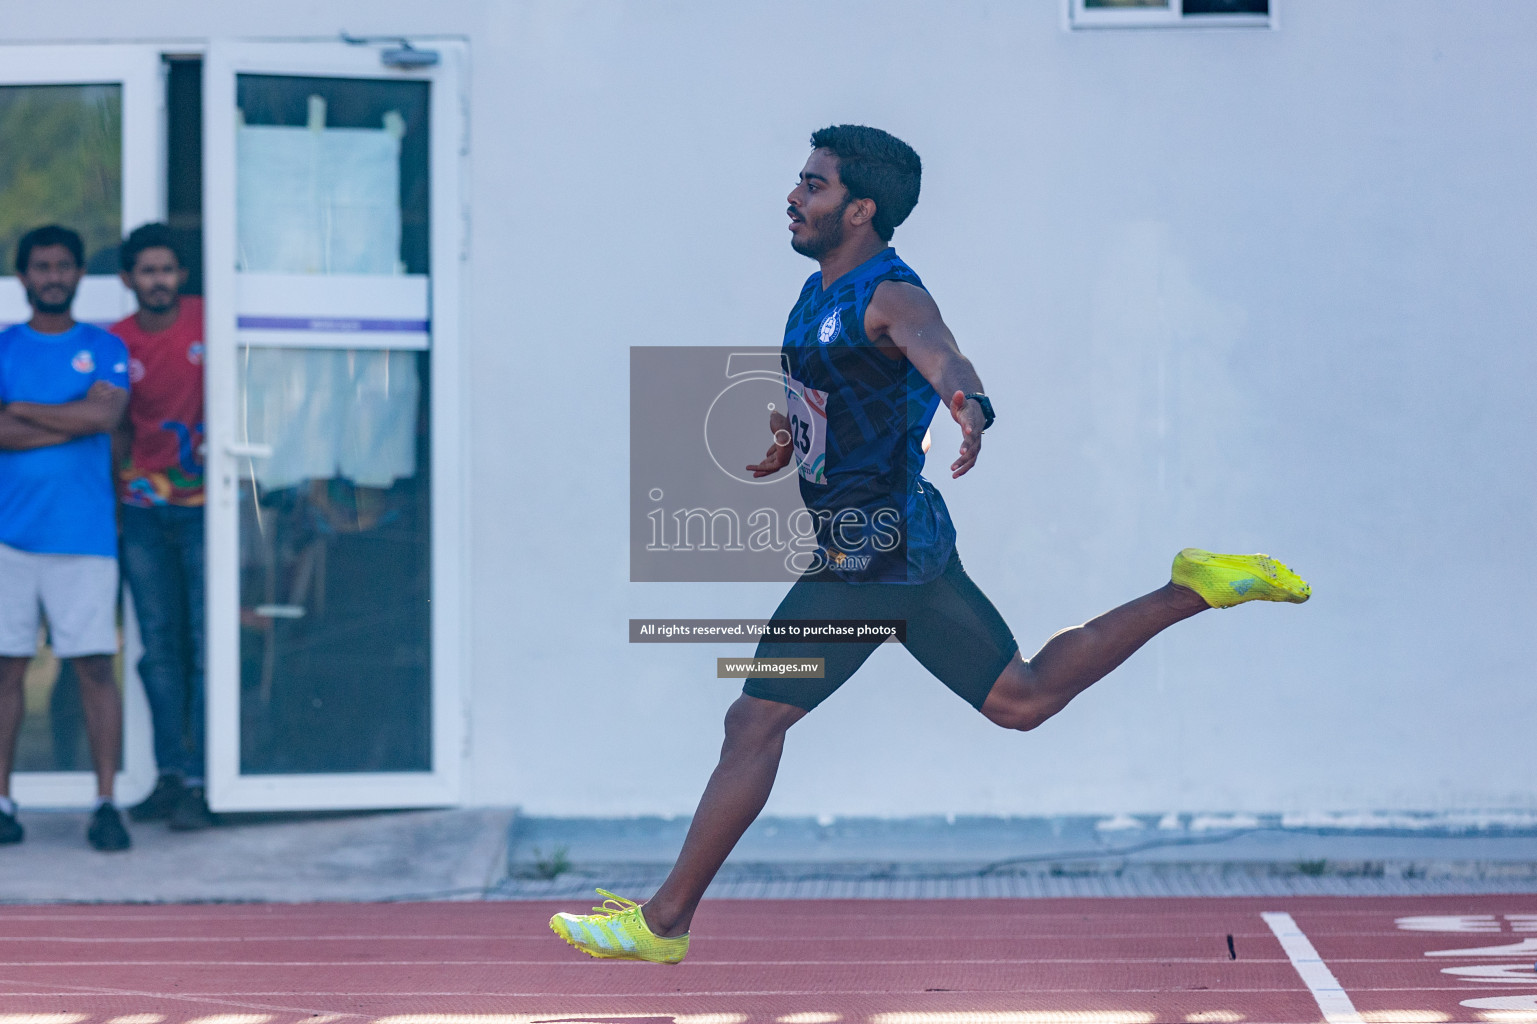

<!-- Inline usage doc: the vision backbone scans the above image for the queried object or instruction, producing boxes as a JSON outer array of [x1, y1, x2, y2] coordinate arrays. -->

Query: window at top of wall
[[1072, 0, 1270, 28]]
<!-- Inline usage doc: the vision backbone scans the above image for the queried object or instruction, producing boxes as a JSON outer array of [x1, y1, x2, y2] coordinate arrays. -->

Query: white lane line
[[0, 984, 1426, 990], [0, 953, 1272, 959], [2, 978, 364, 1021], [1264, 911, 1365, 1024]]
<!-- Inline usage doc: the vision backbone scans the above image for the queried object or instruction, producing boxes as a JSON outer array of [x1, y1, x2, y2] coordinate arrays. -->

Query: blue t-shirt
[[0, 322, 130, 556], [782, 247, 957, 584]]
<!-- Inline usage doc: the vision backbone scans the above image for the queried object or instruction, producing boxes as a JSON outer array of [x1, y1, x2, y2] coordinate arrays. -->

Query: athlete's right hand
[[747, 410, 794, 478]]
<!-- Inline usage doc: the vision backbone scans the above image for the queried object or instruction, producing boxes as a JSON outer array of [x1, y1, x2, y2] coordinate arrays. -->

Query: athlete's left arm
[[6, 380, 128, 437], [865, 280, 989, 479]]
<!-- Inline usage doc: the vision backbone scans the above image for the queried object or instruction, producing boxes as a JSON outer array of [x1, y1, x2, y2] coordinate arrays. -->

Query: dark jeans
[[120, 503, 206, 781]]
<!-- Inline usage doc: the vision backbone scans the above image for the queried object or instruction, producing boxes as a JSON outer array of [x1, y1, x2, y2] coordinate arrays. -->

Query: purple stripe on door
[[237, 316, 430, 333]]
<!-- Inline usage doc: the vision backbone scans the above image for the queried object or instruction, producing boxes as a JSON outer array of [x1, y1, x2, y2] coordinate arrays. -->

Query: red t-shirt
[[110, 296, 206, 507]]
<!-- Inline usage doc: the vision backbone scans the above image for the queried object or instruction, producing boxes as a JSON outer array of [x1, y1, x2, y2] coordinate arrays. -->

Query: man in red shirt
[[110, 223, 212, 830]]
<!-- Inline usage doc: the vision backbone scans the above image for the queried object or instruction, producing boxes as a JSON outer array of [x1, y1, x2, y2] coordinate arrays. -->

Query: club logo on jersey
[[187, 342, 205, 366], [129, 358, 146, 383], [71, 350, 95, 374], [818, 309, 842, 345]]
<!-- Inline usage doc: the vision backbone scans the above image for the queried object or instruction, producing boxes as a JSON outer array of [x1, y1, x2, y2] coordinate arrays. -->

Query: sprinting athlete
[[551, 125, 1310, 963]]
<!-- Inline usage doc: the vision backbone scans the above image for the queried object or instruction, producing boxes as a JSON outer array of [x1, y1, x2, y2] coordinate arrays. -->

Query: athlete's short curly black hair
[[15, 224, 84, 274], [120, 222, 183, 273], [809, 125, 922, 242]]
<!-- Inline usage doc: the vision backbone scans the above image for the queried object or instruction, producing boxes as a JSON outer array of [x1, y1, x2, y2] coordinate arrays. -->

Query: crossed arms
[[0, 380, 128, 451]]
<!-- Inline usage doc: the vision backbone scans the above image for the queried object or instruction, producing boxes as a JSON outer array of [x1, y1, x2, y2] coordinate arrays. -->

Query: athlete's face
[[122, 246, 187, 316], [19, 244, 84, 315], [787, 148, 852, 259]]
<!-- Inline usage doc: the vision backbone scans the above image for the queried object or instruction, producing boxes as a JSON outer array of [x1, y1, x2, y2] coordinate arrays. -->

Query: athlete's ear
[[846, 197, 877, 229]]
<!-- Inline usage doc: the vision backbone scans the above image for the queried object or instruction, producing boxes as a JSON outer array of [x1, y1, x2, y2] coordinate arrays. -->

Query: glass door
[[203, 41, 464, 810], [0, 44, 163, 807]]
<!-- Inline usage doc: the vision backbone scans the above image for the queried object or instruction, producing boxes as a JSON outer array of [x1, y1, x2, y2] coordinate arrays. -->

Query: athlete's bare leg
[[640, 582, 1207, 938], [980, 582, 1208, 730], [642, 695, 806, 937]]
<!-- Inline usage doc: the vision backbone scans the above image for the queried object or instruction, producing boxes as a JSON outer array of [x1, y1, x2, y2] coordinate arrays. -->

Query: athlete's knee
[[722, 694, 806, 749], [979, 659, 1053, 732], [982, 698, 1052, 733]]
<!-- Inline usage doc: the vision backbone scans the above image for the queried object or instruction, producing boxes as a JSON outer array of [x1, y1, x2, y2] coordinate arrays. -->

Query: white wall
[[474, 0, 1537, 816], [11, 0, 1536, 816]]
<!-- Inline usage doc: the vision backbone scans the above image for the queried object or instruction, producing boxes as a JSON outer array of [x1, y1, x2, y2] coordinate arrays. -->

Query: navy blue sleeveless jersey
[[781, 247, 957, 584]]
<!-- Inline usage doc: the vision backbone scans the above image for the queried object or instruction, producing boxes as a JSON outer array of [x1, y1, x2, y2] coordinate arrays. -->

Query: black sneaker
[[0, 807, 22, 845], [128, 774, 184, 822], [87, 804, 131, 852], [167, 785, 215, 831]]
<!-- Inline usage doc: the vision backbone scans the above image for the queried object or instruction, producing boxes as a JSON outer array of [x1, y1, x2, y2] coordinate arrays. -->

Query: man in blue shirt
[[0, 224, 132, 852]]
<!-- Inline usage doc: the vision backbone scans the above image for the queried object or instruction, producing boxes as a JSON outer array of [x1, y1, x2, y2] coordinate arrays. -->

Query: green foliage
[[525, 845, 573, 881], [0, 84, 122, 273]]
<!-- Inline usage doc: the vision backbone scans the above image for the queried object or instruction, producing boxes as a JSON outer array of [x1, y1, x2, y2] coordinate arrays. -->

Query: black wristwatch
[[963, 392, 995, 431]]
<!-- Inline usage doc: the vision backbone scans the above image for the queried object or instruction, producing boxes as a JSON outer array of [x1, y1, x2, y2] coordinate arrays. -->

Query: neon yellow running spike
[[549, 889, 689, 964], [1172, 548, 1311, 609]]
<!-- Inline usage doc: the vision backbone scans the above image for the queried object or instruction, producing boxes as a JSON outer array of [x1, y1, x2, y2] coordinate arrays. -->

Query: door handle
[[226, 442, 274, 459]]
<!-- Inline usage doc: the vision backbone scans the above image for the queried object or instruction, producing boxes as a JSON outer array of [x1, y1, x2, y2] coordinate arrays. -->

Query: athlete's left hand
[[747, 409, 794, 478], [948, 390, 985, 478]]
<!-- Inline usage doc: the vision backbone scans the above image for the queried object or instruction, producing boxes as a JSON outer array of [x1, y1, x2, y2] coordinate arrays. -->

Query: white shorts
[[0, 542, 119, 659]]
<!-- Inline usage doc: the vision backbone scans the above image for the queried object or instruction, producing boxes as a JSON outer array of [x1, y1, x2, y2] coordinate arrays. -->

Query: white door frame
[[202, 39, 466, 811], [0, 43, 165, 808]]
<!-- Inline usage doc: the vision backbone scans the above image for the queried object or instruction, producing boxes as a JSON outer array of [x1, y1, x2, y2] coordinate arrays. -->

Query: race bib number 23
[[784, 374, 827, 485]]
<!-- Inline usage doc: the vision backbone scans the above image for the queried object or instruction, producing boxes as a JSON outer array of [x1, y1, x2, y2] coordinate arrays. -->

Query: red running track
[[1, 895, 1535, 1024]]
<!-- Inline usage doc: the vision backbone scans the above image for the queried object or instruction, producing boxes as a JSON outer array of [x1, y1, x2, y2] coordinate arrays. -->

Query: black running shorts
[[742, 551, 1019, 712]]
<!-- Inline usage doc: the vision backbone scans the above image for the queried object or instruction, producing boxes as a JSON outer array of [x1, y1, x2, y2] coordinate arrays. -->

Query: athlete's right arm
[[0, 408, 71, 450]]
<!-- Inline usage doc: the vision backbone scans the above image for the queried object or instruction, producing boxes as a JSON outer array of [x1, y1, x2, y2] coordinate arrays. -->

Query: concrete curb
[[0, 807, 515, 903]]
